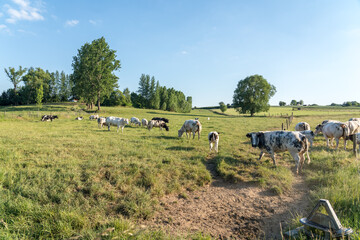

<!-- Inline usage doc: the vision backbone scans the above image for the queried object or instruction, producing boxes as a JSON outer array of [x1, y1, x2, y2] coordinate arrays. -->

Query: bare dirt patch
[[142, 166, 311, 239]]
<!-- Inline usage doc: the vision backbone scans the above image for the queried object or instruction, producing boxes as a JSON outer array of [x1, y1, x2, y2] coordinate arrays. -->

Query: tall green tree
[[4, 66, 27, 105], [233, 75, 276, 116], [72, 37, 121, 110], [290, 100, 297, 106]]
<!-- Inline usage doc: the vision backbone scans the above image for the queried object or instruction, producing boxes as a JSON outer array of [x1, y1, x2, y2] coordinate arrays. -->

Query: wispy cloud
[[65, 19, 79, 27], [0, 12, 4, 18], [0, 24, 11, 34], [5, 0, 44, 24], [89, 19, 101, 26], [0, 24, 7, 29]]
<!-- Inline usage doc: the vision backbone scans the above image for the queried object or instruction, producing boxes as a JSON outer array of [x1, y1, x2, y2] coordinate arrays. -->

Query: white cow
[[130, 117, 141, 126], [178, 120, 202, 139], [142, 118, 148, 127], [89, 114, 99, 120], [208, 131, 219, 152], [75, 116, 83, 120], [97, 117, 106, 128], [316, 122, 349, 149], [295, 122, 310, 131], [246, 131, 310, 174], [106, 116, 129, 133]]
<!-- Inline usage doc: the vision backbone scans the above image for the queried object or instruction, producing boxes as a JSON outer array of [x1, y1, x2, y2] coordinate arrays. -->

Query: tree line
[[1, 37, 192, 113]]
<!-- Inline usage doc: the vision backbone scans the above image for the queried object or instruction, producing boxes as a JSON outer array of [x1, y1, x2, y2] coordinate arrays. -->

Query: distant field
[[212, 106, 360, 117], [0, 104, 359, 239]]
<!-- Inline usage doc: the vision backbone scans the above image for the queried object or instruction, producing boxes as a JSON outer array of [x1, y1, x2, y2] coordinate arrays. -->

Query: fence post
[[286, 119, 289, 130], [282, 123, 284, 130], [353, 134, 357, 157]]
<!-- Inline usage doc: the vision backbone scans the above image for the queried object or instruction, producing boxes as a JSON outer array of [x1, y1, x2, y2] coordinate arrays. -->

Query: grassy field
[[0, 104, 359, 239]]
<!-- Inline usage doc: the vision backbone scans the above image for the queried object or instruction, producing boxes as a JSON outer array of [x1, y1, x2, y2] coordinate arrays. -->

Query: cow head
[[246, 132, 261, 147], [178, 129, 184, 137], [314, 124, 323, 135], [340, 123, 350, 137]]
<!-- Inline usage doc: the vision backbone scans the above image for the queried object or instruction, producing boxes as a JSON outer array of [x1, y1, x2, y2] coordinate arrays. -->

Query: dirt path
[[143, 163, 311, 239]]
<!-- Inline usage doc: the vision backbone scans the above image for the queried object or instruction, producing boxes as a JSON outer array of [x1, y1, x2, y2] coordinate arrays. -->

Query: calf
[[295, 122, 310, 131], [97, 117, 106, 128], [208, 131, 219, 152], [246, 131, 310, 174], [106, 116, 129, 133], [75, 116, 83, 120], [148, 120, 169, 131], [178, 120, 202, 139], [130, 117, 141, 126]]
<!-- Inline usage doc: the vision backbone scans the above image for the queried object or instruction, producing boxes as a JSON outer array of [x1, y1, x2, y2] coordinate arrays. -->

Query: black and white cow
[[246, 131, 310, 174], [208, 131, 219, 152], [41, 115, 58, 122], [152, 117, 169, 123]]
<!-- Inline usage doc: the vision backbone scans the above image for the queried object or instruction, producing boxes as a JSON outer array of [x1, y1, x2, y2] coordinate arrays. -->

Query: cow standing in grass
[[178, 120, 202, 140], [106, 116, 129, 133], [295, 122, 310, 131], [246, 131, 310, 174], [208, 131, 220, 152]]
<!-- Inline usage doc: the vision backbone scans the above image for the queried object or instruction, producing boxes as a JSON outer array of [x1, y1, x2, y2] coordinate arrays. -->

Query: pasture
[[0, 104, 360, 239]]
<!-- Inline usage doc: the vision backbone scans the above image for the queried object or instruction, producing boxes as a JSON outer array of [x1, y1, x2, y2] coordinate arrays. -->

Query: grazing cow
[[89, 115, 99, 120], [246, 131, 310, 174], [130, 117, 141, 126], [142, 118, 148, 127], [349, 118, 360, 122], [106, 116, 129, 133], [147, 120, 169, 131], [314, 120, 341, 135], [75, 116, 83, 120], [97, 117, 106, 128], [299, 130, 315, 147], [41, 115, 58, 122], [208, 131, 220, 152], [152, 117, 169, 123], [295, 122, 310, 131], [178, 120, 202, 139]]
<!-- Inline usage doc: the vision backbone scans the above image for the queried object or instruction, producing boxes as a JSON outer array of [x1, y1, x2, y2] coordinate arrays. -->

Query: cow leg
[[209, 142, 212, 152], [335, 138, 339, 150], [108, 124, 110, 131], [215, 141, 218, 152], [121, 126, 124, 133], [344, 139, 347, 150], [258, 151, 265, 161], [193, 131, 195, 139], [198, 131, 200, 140], [270, 152, 276, 166], [290, 152, 301, 174]]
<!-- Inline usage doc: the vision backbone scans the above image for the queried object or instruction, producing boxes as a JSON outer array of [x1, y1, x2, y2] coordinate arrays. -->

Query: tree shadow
[[141, 135, 178, 140]]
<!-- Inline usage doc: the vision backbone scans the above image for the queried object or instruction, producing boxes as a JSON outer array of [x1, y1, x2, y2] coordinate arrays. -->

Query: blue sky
[[1, 0, 360, 107]]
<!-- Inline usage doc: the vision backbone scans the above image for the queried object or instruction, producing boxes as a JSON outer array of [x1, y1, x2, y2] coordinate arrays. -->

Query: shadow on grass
[[146, 111, 224, 119], [141, 135, 178, 140], [166, 146, 195, 151]]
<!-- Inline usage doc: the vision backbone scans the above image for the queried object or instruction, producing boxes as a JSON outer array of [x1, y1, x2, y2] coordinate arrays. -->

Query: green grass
[[0, 104, 360, 239]]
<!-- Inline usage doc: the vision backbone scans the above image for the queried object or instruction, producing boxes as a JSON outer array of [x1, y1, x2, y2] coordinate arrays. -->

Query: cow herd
[[43, 114, 219, 153], [41, 113, 360, 174], [247, 117, 360, 174]]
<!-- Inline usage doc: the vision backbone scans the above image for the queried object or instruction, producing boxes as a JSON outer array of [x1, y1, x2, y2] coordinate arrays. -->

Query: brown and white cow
[[246, 131, 310, 174]]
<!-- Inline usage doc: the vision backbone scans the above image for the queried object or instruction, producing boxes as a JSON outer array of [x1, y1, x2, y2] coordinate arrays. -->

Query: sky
[[1, 0, 360, 107]]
